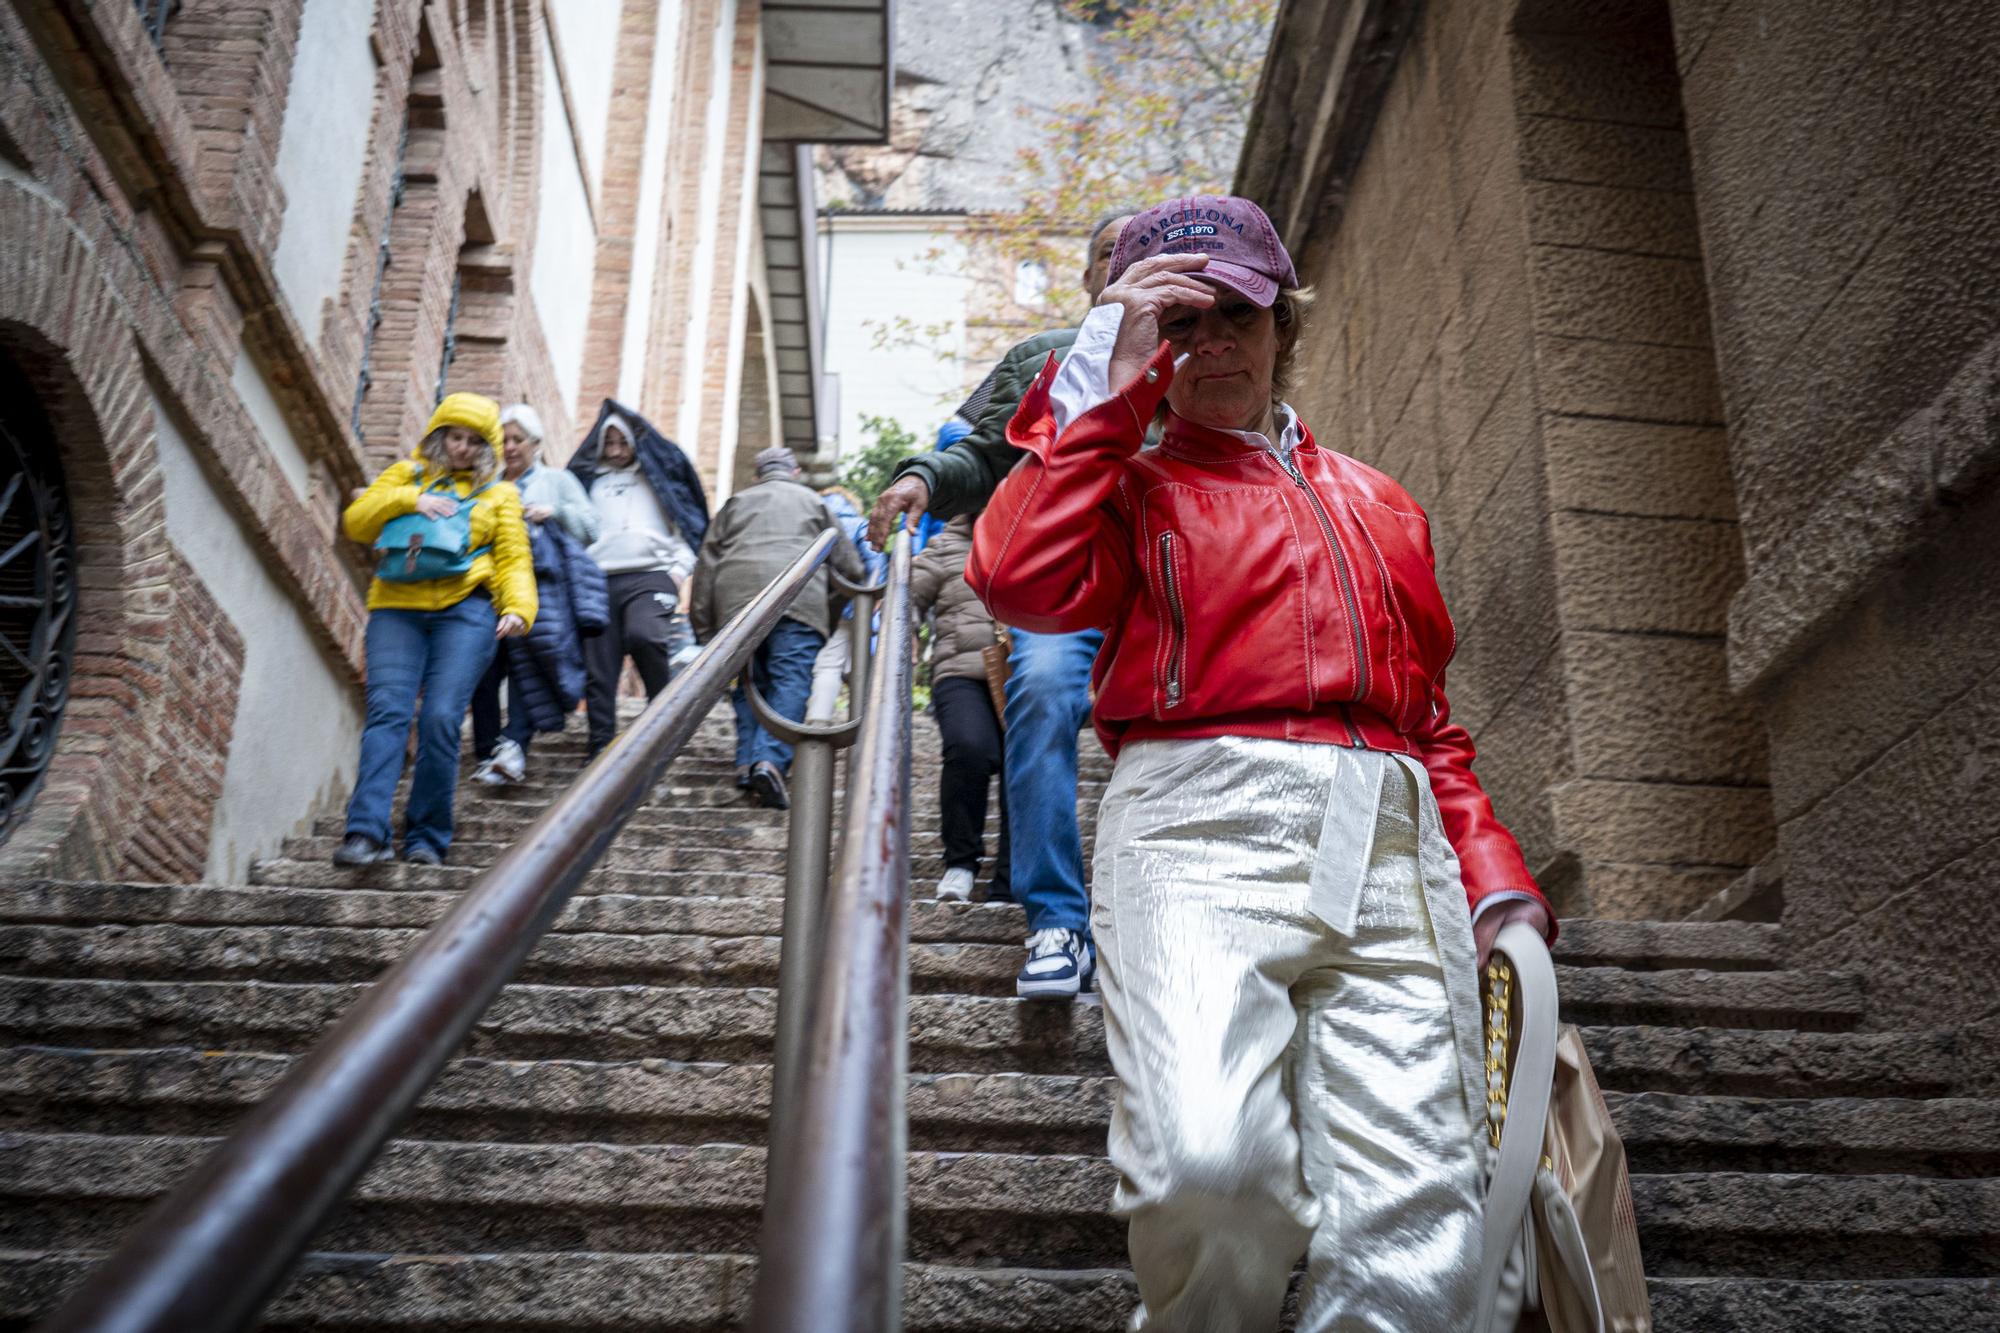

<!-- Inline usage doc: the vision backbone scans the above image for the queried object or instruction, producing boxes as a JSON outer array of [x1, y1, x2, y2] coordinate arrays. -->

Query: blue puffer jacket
[[505, 523, 609, 732]]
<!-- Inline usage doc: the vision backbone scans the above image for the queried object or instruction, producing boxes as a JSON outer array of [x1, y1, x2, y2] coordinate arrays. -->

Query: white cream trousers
[[1091, 736, 1488, 1331]]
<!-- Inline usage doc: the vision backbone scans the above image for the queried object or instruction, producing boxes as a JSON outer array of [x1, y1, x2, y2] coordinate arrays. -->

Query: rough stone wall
[[1285, 0, 1769, 918], [1667, 0, 2000, 1025]]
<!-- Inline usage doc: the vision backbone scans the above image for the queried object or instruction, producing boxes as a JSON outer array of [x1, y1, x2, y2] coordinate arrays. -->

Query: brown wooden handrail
[[37, 532, 841, 1333], [749, 530, 915, 1333]]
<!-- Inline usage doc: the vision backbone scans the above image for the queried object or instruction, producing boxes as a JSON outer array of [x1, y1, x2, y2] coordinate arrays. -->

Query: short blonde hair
[[1271, 286, 1316, 407]]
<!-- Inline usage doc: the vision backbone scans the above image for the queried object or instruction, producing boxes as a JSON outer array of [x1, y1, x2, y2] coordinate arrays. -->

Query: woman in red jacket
[[967, 196, 1554, 1332]]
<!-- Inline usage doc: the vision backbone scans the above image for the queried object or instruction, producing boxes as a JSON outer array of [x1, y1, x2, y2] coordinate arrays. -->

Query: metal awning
[[758, 2, 890, 456], [762, 0, 894, 143], [759, 143, 825, 455]]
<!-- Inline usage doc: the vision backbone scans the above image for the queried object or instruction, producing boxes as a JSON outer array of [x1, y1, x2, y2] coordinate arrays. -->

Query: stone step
[[0, 884, 1786, 973], [281, 834, 1008, 886], [7, 1045, 1990, 1177], [0, 923, 1028, 996], [317, 812, 1037, 856], [403, 764, 1109, 805], [0, 1251, 1986, 1332], [0, 1048, 1111, 1155], [0, 883, 1036, 946], [0, 972, 1873, 1075], [250, 859, 794, 899], [0, 920, 1824, 1006], [317, 799, 1104, 840], [3, 1133, 1993, 1277]]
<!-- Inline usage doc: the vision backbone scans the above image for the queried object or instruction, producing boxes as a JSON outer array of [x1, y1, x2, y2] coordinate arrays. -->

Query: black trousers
[[932, 675, 1010, 892], [584, 570, 685, 753], [469, 649, 535, 759]]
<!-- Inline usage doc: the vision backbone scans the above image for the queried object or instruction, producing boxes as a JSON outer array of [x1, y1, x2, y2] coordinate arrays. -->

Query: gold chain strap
[[1484, 959, 1513, 1149]]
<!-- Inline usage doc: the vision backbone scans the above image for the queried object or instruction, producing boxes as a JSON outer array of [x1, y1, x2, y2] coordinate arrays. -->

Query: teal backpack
[[373, 472, 495, 583]]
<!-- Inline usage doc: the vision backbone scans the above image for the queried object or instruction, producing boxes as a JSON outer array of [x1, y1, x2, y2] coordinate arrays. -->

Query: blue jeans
[[731, 617, 825, 772], [345, 595, 499, 857], [1003, 627, 1103, 934]]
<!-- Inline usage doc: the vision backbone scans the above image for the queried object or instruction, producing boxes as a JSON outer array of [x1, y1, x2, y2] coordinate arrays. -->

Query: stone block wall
[[1283, 0, 1772, 919], [1667, 0, 2000, 1026]]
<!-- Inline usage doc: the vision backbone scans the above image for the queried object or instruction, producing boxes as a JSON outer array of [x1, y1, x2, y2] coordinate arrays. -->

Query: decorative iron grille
[[352, 116, 413, 444], [0, 412, 78, 845]]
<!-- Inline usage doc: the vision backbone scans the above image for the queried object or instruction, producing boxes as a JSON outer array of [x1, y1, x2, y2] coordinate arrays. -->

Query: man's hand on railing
[[866, 475, 929, 550]]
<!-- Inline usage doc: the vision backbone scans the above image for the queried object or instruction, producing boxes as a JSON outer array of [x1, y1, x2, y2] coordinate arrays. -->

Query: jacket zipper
[[1276, 450, 1366, 746], [1159, 531, 1187, 709]]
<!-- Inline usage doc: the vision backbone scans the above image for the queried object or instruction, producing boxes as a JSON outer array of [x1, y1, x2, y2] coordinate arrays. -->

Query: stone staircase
[[1, 704, 1995, 1329]]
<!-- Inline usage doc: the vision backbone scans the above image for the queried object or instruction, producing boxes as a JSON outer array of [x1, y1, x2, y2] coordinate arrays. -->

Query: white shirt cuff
[[1047, 303, 1127, 437], [1470, 889, 1546, 925]]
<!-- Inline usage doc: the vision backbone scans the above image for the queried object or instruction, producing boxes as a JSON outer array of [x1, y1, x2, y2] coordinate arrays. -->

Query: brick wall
[[0, 0, 583, 879], [121, 550, 246, 883]]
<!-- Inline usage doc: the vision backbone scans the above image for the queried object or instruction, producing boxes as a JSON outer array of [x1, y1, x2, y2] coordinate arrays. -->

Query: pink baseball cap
[[1107, 195, 1299, 307]]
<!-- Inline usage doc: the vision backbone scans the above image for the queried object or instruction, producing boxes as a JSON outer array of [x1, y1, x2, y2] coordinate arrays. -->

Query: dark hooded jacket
[[567, 399, 711, 552], [504, 523, 611, 732]]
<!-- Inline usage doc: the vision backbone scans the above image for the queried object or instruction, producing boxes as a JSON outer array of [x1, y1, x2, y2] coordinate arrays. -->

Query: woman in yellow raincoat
[[333, 392, 537, 866]]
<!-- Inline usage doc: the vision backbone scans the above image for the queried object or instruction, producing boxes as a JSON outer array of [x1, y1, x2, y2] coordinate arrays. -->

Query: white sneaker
[[471, 757, 507, 786], [489, 738, 526, 784], [1017, 927, 1089, 1000], [935, 866, 976, 902]]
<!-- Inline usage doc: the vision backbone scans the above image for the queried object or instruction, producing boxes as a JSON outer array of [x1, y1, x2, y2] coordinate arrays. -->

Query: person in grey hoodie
[[570, 404, 708, 759]]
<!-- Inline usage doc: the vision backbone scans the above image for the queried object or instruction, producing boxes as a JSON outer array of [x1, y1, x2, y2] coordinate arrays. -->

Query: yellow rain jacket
[[343, 393, 538, 627]]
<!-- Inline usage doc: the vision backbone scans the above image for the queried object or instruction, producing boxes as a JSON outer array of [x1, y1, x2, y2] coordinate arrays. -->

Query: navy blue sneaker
[[1017, 928, 1091, 1000]]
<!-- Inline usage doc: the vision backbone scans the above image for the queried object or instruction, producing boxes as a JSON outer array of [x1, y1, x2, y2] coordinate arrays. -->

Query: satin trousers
[[1092, 737, 1487, 1332]]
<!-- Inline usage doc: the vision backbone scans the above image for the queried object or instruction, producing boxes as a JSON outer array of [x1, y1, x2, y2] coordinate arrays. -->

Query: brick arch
[[0, 182, 174, 881]]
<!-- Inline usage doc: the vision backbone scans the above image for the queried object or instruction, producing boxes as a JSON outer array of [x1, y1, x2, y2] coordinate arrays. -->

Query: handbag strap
[[1477, 920, 1560, 1326]]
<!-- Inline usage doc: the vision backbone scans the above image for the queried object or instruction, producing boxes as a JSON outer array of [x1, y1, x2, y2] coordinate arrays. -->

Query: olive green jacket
[[891, 328, 1078, 520]]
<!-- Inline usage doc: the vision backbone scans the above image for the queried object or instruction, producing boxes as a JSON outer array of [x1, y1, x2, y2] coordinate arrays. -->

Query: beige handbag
[[1476, 923, 1653, 1333]]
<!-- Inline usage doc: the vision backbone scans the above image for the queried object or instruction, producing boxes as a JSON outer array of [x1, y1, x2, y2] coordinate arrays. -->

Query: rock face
[[818, 0, 1113, 211], [1, 702, 1996, 1327]]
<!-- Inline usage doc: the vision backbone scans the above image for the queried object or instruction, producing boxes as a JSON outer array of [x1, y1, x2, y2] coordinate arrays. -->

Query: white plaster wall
[[230, 345, 314, 504], [550, 0, 623, 186], [673, 0, 741, 459], [618, 0, 686, 407], [270, 0, 377, 344], [818, 222, 972, 455], [150, 393, 362, 883], [708, 36, 763, 502], [531, 38, 599, 414]]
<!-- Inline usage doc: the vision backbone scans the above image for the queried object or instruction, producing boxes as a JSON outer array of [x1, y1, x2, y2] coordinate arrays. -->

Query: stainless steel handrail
[[38, 533, 842, 1333], [749, 531, 915, 1333], [744, 563, 888, 1145]]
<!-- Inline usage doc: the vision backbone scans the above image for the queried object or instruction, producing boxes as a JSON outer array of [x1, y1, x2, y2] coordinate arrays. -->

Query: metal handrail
[[749, 532, 915, 1333], [38, 533, 843, 1333], [742, 562, 888, 1142]]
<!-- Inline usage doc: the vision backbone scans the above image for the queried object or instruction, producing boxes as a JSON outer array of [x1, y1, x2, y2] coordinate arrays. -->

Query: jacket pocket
[[1157, 530, 1188, 710]]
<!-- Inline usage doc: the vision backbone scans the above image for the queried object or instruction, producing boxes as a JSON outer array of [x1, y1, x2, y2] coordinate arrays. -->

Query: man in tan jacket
[[690, 446, 863, 808]]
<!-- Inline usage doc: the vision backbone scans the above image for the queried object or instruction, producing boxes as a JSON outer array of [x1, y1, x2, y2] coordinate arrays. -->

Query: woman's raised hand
[[415, 494, 459, 520], [1102, 253, 1216, 394]]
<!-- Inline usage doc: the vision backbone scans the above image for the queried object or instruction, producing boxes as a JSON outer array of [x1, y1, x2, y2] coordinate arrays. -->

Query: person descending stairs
[[1, 701, 1996, 1328]]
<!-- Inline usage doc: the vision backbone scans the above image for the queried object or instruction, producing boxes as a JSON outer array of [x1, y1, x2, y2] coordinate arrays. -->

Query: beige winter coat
[[909, 516, 999, 684]]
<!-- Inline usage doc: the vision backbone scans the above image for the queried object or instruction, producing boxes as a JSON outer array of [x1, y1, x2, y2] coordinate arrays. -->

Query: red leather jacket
[[967, 343, 1549, 921]]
